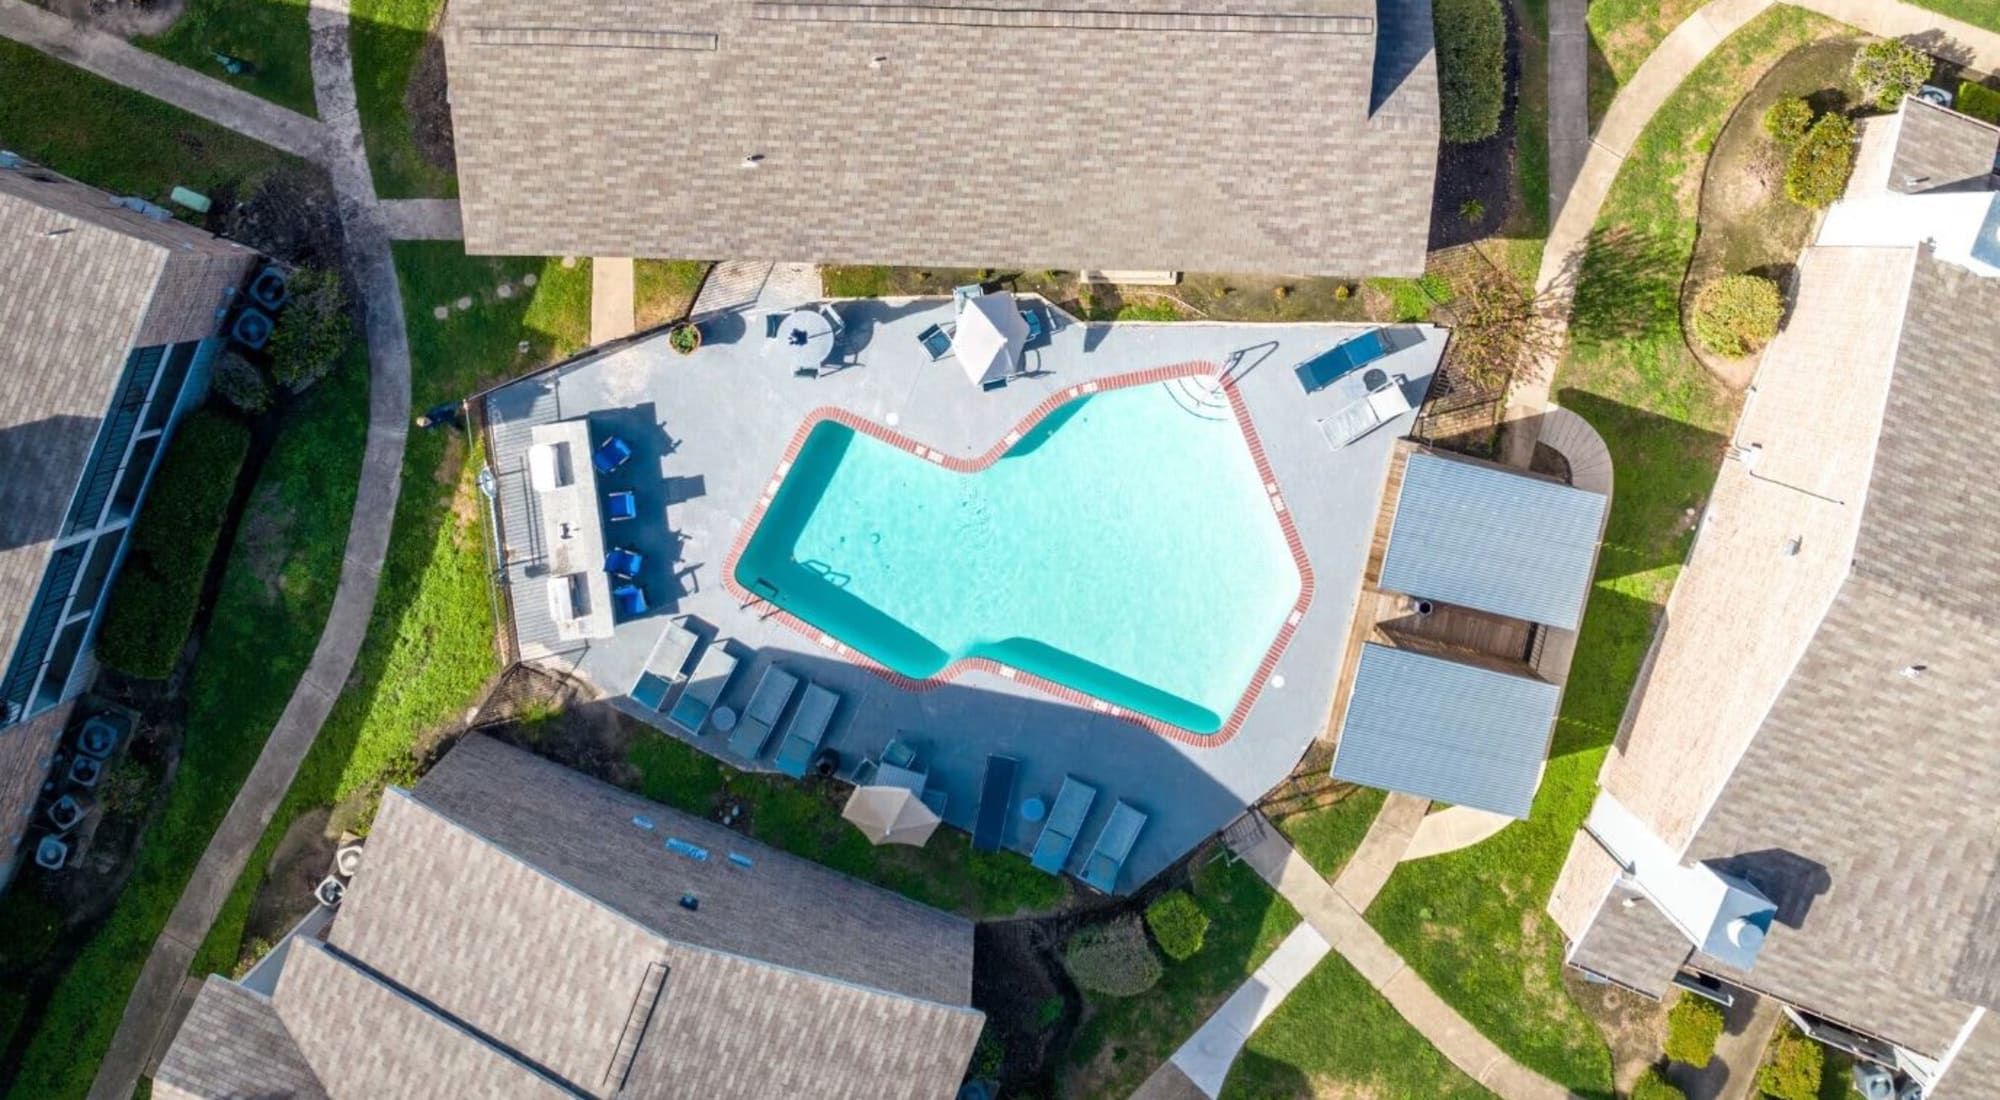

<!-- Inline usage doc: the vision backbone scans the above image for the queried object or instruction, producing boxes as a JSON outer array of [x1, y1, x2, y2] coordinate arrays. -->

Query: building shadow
[[0, 415, 108, 551]]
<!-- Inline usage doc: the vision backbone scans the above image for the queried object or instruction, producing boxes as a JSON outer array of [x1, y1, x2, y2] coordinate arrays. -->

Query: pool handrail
[[728, 664, 800, 760]]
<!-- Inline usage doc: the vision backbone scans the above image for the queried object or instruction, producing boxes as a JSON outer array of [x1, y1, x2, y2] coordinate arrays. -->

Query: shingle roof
[[1931, 1013, 2000, 1100], [1331, 643, 1560, 818], [442, 0, 1437, 275], [155, 977, 328, 1100], [1566, 882, 1691, 999], [1888, 98, 2000, 195], [1377, 451, 1607, 629]]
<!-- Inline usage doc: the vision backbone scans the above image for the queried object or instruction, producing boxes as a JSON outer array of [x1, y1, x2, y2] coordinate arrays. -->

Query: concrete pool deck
[[479, 291, 1443, 893]]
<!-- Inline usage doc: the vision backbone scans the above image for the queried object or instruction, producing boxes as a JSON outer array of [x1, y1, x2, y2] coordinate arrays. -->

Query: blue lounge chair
[[1030, 777, 1098, 874], [728, 664, 799, 760], [774, 683, 840, 778], [593, 435, 634, 474], [917, 323, 953, 361], [1294, 329, 1392, 394], [605, 547, 643, 578], [668, 644, 739, 733], [606, 490, 637, 522], [629, 621, 701, 711], [973, 755, 1019, 853], [612, 583, 648, 617], [1079, 801, 1148, 893]]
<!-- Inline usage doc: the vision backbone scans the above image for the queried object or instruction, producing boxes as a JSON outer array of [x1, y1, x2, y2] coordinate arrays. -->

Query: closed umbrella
[[954, 293, 1028, 387], [842, 784, 942, 846]]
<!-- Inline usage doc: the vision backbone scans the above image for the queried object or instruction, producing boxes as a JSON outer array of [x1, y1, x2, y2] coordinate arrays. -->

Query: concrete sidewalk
[[377, 198, 463, 240], [590, 256, 636, 344]]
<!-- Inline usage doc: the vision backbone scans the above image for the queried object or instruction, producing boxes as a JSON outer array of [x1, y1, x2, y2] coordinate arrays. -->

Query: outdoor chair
[[1030, 777, 1099, 874], [1020, 306, 1047, 345], [883, 738, 918, 770], [818, 303, 845, 334], [1079, 801, 1148, 893], [668, 643, 741, 733], [774, 683, 840, 778], [728, 664, 800, 761], [612, 583, 649, 618], [605, 490, 637, 522], [1294, 329, 1392, 394], [593, 435, 634, 474], [765, 312, 786, 339], [953, 283, 986, 310], [605, 547, 644, 578], [629, 620, 702, 711], [917, 323, 953, 361], [973, 755, 1020, 853]]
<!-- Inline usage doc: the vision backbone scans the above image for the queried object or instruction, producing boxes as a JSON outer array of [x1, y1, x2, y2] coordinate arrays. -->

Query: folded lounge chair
[[1030, 777, 1098, 874], [668, 644, 739, 733], [973, 755, 1019, 853], [1294, 329, 1391, 394], [1079, 800, 1148, 893], [774, 683, 840, 778], [1317, 373, 1411, 448], [728, 664, 799, 760], [629, 621, 701, 711]]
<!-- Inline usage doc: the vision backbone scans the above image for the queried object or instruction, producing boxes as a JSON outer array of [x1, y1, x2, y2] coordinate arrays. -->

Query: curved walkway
[[0, 3, 413, 1097]]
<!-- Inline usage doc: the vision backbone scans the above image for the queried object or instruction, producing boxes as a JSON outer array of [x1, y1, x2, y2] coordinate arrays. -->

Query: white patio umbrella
[[954, 293, 1029, 387], [842, 784, 942, 846]]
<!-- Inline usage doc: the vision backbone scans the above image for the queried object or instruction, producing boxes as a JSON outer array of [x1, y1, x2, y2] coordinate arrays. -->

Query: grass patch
[[623, 730, 1065, 918], [1585, 0, 1709, 127], [5, 357, 368, 1100], [1363, 10, 1840, 1098], [1266, 773, 1386, 883], [136, 0, 316, 116], [351, 0, 456, 198], [1221, 952, 1496, 1100], [1063, 857, 1299, 1099], [193, 244, 592, 977], [0, 39, 309, 212], [96, 412, 251, 679], [634, 260, 710, 329], [1908, 0, 2000, 32]]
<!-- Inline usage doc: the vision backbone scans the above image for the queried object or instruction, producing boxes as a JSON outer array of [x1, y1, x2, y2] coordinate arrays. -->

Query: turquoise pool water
[[732, 382, 1302, 732]]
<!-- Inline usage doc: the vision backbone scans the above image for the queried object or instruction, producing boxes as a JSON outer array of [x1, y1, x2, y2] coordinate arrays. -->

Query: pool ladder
[[1161, 375, 1231, 421]]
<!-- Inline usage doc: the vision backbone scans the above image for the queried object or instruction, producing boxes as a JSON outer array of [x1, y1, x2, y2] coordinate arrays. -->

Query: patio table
[[777, 307, 834, 371]]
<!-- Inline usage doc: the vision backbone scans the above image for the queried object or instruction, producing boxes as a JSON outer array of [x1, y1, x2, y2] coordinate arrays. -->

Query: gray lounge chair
[[1079, 801, 1148, 893], [1030, 777, 1098, 874], [728, 664, 799, 760], [667, 644, 740, 733], [628, 621, 701, 711], [774, 683, 839, 778]]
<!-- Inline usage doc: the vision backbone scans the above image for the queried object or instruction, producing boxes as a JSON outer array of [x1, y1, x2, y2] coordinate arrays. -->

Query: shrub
[[1691, 274, 1784, 358], [267, 267, 352, 392], [1958, 80, 2000, 124], [1144, 890, 1211, 960], [1758, 1026, 1825, 1100], [1850, 40, 1933, 111], [1783, 113, 1856, 209], [1433, 0, 1506, 142], [1664, 993, 1727, 1066], [1762, 96, 1815, 144], [211, 350, 272, 414], [95, 412, 252, 678], [1062, 916, 1163, 997], [1632, 1068, 1688, 1100]]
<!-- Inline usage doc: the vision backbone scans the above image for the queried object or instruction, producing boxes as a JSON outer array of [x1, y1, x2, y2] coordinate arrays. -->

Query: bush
[[1850, 40, 1932, 111], [1691, 274, 1784, 358], [1144, 890, 1211, 961], [1062, 916, 1163, 997], [267, 267, 353, 392], [95, 412, 251, 678], [1783, 113, 1856, 209], [1664, 993, 1727, 1066], [1762, 96, 1815, 144], [211, 351, 272, 414], [1758, 1026, 1825, 1100], [1433, 0, 1506, 142], [1958, 80, 2000, 124], [1632, 1068, 1688, 1100]]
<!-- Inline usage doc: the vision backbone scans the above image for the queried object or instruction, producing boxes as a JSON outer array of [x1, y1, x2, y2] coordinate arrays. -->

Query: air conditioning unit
[[315, 876, 346, 908]]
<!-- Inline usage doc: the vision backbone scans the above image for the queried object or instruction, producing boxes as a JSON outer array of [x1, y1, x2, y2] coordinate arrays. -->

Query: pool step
[[1161, 375, 1231, 421]]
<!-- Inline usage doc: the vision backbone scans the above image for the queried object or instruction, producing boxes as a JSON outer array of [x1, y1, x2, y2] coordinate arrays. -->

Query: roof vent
[[678, 893, 699, 911], [727, 852, 753, 869], [665, 837, 710, 861], [869, 54, 887, 68], [631, 815, 656, 830], [1725, 915, 1765, 952], [1784, 536, 1802, 557], [741, 154, 764, 169], [1900, 664, 1927, 680]]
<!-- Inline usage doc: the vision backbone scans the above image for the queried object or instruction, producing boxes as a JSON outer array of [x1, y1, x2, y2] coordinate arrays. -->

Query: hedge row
[[1435, 0, 1507, 143], [95, 411, 251, 678], [1959, 81, 2000, 125]]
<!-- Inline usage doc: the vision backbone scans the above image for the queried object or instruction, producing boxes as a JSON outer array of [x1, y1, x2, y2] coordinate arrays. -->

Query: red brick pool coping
[[720, 361, 1315, 747]]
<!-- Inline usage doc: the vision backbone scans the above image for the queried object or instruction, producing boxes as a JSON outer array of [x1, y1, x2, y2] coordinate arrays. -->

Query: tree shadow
[[1558, 226, 1689, 348]]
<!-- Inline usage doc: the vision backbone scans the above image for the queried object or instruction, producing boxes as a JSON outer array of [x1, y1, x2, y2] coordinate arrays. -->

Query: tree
[[1762, 96, 1815, 144], [1850, 40, 1933, 111], [1433, 0, 1507, 142], [1143, 890, 1211, 961], [1437, 265, 1566, 390], [1631, 1069, 1688, 1100], [267, 267, 353, 392], [1783, 113, 1857, 208], [1664, 993, 1727, 1066], [1691, 274, 1784, 358], [1757, 1026, 1826, 1100]]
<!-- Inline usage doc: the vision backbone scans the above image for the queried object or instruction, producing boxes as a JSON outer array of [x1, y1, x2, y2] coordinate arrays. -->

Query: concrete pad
[[1169, 923, 1330, 1097], [1403, 805, 1515, 861], [591, 257, 637, 345]]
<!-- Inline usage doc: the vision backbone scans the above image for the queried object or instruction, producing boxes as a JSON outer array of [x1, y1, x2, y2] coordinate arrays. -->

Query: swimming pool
[[730, 376, 1306, 734]]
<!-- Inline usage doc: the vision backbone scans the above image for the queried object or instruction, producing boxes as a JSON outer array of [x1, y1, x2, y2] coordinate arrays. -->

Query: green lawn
[[1361, 11, 1842, 1100], [635, 260, 710, 330], [1908, 0, 2000, 32], [1584, 0, 1708, 127], [1221, 952, 1496, 1100], [193, 243, 593, 977], [0, 39, 310, 210], [5, 355, 368, 1100], [1269, 783, 1386, 883], [352, 0, 456, 197], [624, 731, 1066, 918], [136, 0, 317, 117], [1063, 858, 1299, 1099]]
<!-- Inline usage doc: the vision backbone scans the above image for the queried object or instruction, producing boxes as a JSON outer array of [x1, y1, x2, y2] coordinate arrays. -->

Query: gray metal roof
[[1377, 451, 1606, 629], [1888, 98, 2000, 195], [442, 0, 1438, 275], [1330, 643, 1559, 818]]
